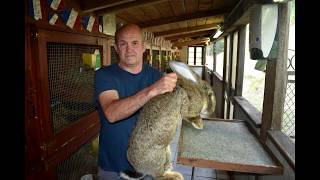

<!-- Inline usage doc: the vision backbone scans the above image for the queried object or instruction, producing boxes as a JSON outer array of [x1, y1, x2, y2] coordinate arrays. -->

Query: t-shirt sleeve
[[94, 69, 117, 106], [153, 70, 161, 82]]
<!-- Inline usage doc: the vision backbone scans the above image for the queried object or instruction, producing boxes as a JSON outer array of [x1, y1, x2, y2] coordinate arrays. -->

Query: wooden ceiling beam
[[166, 29, 216, 41], [138, 7, 232, 28], [153, 23, 220, 37], [88, 0, 168, 16], [80, 0, 134, 14], [173, 39, 209, 47]]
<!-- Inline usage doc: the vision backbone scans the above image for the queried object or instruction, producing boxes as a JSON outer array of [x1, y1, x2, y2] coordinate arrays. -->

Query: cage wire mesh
[[56, 135, 99, 180], [47, 42, 99, 133], [282, 49, 295, 140], [161, 50, 168, 73], [110, 46, 118, 64], [152, 50, 159, 70]]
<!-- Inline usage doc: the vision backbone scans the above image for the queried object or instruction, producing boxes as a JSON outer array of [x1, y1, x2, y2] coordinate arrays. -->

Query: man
[[94, 24, 177, 179]]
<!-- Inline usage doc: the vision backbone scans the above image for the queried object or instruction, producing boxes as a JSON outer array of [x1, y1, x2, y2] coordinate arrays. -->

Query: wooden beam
[[153, 23, 220, 37], [235, 25, 246, 96], [166, 30, 216, 40], [224, 0, 255, 32], [173, 38, 209, 47], [91, 0, 167, 16], [138, 8, 232, 28], [80, 0, 134, 13]]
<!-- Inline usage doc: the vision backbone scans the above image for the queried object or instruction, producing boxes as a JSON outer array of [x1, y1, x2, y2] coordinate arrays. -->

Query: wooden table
[[177, 119, 283, 178]]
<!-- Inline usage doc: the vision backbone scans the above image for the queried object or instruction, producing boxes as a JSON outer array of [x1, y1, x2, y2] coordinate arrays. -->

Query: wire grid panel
[[47, 42, 100, 133], [282, 82, 295, 139], [282, 49, 295, 140], [110, 46, 118, 64], [56, 135, 99, 180]]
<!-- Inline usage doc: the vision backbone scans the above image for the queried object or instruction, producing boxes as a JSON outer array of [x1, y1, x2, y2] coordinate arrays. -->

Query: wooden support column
[[235, 25, 247, 96], [260, 3, 289, 142]]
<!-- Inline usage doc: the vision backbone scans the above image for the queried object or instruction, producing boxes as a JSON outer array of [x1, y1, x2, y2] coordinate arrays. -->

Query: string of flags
[[28, 0, 43, 20], [29, 0, 103, 33]]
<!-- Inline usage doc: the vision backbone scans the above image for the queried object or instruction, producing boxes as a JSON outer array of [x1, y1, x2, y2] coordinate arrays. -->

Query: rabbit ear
[[169, 61, 198, 84]]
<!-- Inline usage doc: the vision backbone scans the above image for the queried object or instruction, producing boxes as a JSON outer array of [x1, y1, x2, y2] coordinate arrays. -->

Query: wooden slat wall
[[169, 0, 186, 16], [198, 0, 214, 11], [140, 4, 162, 20], [185, 0, 198, 13], [156, 1, 175, 18]]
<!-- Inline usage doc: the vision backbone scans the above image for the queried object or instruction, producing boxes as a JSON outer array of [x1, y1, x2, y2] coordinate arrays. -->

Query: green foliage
[[213, 40, 224, 54], [206, 44, 213, 56], [289, 0, 295, 25]]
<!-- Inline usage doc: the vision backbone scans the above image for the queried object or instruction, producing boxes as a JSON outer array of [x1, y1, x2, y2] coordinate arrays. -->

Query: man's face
[[115, 27, 145, 67]]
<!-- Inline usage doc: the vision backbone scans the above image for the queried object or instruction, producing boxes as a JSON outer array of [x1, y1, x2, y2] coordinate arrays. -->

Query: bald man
[[94, 24, 177, 179]]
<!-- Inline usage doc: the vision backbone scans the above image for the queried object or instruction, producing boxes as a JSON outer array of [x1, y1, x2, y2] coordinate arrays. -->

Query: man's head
[[115, 24, 145, 69]]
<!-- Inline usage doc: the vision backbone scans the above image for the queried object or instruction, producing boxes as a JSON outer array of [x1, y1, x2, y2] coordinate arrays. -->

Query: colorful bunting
[[28, 0, 42, 20], [47, 0, 64, 11], [48, 12, 59, 25], [61, 8, 78, 29]]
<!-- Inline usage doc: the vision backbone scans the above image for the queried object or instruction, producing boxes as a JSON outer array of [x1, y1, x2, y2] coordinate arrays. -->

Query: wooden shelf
[[177, 119, 283, 175]]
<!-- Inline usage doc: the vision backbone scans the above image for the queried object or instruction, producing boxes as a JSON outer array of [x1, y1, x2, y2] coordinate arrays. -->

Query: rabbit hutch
[[25, 0, 295, 180]]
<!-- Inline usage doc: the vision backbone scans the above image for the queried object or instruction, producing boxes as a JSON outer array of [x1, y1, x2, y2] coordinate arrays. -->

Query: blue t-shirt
[[94, 63, 161, 173]]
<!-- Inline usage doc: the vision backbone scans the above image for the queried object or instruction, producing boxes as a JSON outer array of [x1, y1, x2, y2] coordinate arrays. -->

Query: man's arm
[[99, 73, 177, 123]]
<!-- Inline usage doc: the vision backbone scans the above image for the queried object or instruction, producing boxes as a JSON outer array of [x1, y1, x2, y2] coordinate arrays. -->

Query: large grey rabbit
[[122, 61, 216, 180]]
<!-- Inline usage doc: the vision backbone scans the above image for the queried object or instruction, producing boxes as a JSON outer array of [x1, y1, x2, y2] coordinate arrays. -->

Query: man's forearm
[[104, 86, 155, 123]]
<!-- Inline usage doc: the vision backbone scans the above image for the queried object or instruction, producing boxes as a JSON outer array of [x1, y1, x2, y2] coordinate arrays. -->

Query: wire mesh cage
[[47, 42, 100, 133], [282, 49, 295, 140], [56, 135, 99, 180], [110, 46, 118, 64], [152, 50, 159, 70]]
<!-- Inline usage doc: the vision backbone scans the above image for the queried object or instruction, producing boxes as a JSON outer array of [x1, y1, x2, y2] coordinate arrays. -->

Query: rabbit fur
[[126, 67, 216, 180]]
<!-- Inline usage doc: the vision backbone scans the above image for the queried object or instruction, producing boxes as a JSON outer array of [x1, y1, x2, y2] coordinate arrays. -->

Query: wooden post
[[260, 3, 289, 141], [235, 25, 247, 96]]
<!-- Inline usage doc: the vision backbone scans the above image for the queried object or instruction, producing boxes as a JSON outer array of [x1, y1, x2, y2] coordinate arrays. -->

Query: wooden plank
[[177, 120, 283, 175], [45, 120, 100, 168], [267, 131, 295, 170], [45, 112, 100, 156], [26, 16, 111, 38], [118, 8, 146, 23], [185, 0, 199, 13], [169, 0, 186, 16], [139, 4, 162, 20], [138, 8, 231, 28], [80, 0, 133, 13], [177, 21, 188, 29], [26, 24, 46, 178], [144, 24, 176, 33], [196, 17, 207, 26], [93, 0, 167, 16], [187, 19, 197, 27], [154, 23, 219, 37], [205, 16, 225, 24], [173, 38, 209, 47], [260, 3, 289, 141], [235, 25, 246, 96], [153, 0, 174, 18], [198, 0, 213, 11], [165, 29, 216, 40], [224, 0, 255, 32], [233, 96, 262, 128]]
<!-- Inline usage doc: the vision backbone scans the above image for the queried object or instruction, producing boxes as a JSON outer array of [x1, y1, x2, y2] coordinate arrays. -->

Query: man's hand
[[148, 73, 177, 97]]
